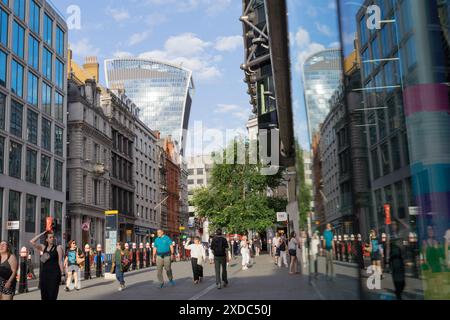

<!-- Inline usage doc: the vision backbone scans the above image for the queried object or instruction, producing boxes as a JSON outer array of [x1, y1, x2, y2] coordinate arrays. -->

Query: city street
[[15, 255, 360, 300]]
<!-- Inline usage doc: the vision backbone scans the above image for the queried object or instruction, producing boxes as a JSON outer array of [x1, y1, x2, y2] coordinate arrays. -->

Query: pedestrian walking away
[[288, 232, 299, 274], [185, 237, 206, 284], [0, 241, 18, 300], [64, 240, 84, 292], [388, 220, 406, 300], [210, 229, 229, 289], [323, 224, 335, 281], [253, 234, 262, 257], [30, 231, 64, 300], [278, 235, 288, 268], [153, 229, 175, 288], [240, 236, 251, 270], [111, 242, 130, 291]]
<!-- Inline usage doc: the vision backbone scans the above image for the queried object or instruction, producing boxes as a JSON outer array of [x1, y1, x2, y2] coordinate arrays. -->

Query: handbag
[[121, 255, 131, 272], [40, 252, 51, 264]]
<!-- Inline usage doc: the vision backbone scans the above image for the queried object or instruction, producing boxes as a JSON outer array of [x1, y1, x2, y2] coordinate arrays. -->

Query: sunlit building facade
[[104, 58, 194, 155], [302, 49, 342, 143]]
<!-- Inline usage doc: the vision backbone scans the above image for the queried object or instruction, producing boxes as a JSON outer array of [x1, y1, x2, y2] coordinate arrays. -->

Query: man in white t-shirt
[[272, 233, 280, 265]]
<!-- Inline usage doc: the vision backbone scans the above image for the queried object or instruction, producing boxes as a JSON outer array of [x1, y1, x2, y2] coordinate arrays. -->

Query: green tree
[[296, 141, 312, 229], [193, 140, 286, 234]]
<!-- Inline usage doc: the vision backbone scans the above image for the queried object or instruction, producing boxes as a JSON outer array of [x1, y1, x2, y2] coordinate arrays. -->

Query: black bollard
[[145, 245, 150, 268], [84, 250, 91, 280], [96, 251, 102, 278], [139, 247, 144, 269], [132, 247, 137, 270], [18, 248, 28, 293]]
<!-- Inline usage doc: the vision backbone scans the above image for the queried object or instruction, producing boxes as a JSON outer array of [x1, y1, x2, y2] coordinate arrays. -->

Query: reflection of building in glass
[[104, 59, 194, 155], [302, 49, 342, 143]]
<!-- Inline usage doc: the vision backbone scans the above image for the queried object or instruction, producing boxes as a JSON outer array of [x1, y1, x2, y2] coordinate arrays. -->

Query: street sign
[[179, 226, 186, 231], [384, 204, 391, 225], [277, 212, 288, 222], [7, 221, 20, 230], [105, 210, 119, 215]]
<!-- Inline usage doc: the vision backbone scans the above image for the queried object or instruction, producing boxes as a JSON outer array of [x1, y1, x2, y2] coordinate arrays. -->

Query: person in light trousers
[[152, 229, 175, 288], [278, 235, 288, 268], [240, 236, 251, 270]]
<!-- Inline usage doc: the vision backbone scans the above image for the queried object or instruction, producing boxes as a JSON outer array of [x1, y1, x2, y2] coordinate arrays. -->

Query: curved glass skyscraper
[[302, 49, 342, 143], [104, 58, 194, 155]]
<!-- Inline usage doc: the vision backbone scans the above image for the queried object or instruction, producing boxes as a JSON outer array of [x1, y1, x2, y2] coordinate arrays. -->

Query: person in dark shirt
[[210, 229, 229, 289]]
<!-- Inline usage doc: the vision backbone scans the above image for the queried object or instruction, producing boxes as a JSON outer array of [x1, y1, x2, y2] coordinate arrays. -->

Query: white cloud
[[105, 7, 130, 22], [215, 104, 240, 113], [145, 13, 168, 27], [142, 0, 230, 15], [114, 51, 134, 58], [128, 31, 150, 46], [295, 27, 310, 47], [215, 35, 243, 52], [215, 104, 250, 121], [328, 41, 341, 48], [315, 22, 333, 37], [137, 33, 222, 81], [70, 38, 101, 58]]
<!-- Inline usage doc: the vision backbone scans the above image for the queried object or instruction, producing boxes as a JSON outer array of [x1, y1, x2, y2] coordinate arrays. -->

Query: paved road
[[15, 255, 361, 300]]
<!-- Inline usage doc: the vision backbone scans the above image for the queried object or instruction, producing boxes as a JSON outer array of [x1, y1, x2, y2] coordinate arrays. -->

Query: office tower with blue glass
[[302, 48, 342, 143], [0, 0, 68, 256], [104, 58, 194, 155]]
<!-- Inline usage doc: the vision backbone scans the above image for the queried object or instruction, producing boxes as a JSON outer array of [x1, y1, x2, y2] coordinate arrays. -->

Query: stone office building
[[100, 88, 136, 243], [133, 115, 161, 243], [66, 57, 111, 248], [0, 0, 68, 255]]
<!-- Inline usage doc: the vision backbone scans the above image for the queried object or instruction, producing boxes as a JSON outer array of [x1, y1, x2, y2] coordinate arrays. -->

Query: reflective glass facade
[[105, 59, 194, 154], [302, 49, 342, 142]]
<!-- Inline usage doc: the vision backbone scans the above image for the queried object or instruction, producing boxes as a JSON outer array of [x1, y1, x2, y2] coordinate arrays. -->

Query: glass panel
[[26, 148, 37, 183], [8, 141, 22, 179], [25, 194, 36, 233]]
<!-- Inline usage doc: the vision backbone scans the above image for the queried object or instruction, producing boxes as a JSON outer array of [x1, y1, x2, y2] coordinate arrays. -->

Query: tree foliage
[[296, 141, 312, 229], [192, 140, 286, 234]]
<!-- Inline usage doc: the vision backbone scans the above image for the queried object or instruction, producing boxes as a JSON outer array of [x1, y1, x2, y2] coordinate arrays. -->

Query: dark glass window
[[8, 190, 20, 221], [10, 100, 23, 138], [28, 36, 39, 70], [11, 59, 24, 97], [54, 160, 63, 191], [0, 136, 4, 174], [380, 142, 390, 176], [0, 92, 5, 130], [0, 50, 6, 87], [55, 92, 63, 122], [371, 148, 380, 180], [42, 48, 52, 80], [9, 141, 22, 179], [55, 126, 63, 156], [26, 148, 37, 183], [29, 1, 40, 34], [55, 59, 64, 89], [12, 20, 25, 58], [391, 135, 401, 170], [13, 0, 25, 21], [56, 26, 64, 57], [27, 71, 38, 106], [27, 108, 38, 145], [43, 14, 53, 46], [40, 198, 50, 233], [0, 8, 8, 46], [25, 194, 36, 233], [41, 118, 51, 151], [40, 155, 50, 188], [42, 82, 51, 115]]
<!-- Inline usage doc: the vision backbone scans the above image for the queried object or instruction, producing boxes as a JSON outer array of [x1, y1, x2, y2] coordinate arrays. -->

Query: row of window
[[0, 187, 62, 234], [0, 136, 63, 190], [136, 204, 158, 222], [0, 94, 63, 155], [1, 1, 65, 57]]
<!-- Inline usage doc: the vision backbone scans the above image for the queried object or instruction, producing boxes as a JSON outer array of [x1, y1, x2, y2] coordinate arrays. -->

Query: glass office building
[[338, 0, 450, 300], [0, 0, 68, 256], [104, 58, 194, 155], [302, 49, 342, 143]]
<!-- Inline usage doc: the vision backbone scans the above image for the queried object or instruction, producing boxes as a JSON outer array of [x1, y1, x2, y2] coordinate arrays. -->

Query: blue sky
[[53, 0, 340, 154]]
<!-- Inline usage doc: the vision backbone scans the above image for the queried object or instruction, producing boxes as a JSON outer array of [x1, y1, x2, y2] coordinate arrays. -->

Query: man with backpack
[[210, 229, 229, 289]]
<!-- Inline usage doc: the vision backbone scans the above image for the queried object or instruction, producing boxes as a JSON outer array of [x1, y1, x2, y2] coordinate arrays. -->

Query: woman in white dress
[[241, 236, 251, 270]]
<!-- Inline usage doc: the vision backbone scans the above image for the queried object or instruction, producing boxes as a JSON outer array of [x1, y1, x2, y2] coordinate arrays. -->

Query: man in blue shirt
[[322, 224, 335, 281], [152, 229, 175, 288]]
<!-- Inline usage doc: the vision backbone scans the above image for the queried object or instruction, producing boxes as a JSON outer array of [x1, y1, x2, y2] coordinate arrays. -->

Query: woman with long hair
[[30, 231, 64, 300], [111, 242, 130, 291], [288, 232, 299, 274], [0, 241, 18, 300]]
